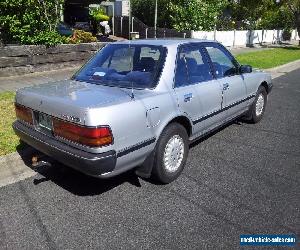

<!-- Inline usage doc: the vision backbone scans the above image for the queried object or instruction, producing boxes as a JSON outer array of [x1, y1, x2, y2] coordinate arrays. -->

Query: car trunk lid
[[15, 80, 132, 126]]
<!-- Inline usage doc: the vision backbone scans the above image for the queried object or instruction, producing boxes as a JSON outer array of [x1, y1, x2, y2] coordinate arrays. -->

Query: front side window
[[205, 45, 238, 78], [73, 44, 167, 89], [175, 45, 213, 87]]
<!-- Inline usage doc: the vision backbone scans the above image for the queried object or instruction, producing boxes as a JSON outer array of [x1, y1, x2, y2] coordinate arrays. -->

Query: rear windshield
[[73, 44, 167, 89]]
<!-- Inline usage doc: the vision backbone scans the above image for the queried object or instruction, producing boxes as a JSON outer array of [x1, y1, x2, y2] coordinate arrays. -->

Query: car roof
[[113, 38, 216, 47]]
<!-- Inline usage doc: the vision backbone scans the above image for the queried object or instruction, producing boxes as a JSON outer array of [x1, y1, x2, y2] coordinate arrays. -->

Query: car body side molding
[[117, 137, 156, 158], [193, 94, 255, 125]]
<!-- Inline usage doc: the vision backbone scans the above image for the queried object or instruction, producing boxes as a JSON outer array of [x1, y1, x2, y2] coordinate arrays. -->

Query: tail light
[[15, 103, 33, 124], [53, 118, 113, 147]]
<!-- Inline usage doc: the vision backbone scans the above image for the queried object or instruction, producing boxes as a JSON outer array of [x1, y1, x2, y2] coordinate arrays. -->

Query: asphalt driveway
[[0, 69, 299, 249]]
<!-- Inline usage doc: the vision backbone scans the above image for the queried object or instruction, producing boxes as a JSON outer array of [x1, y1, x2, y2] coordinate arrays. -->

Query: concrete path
[[265, 59, 300, 79], [0, 67, 79, 93], [0, 147, 38, 188]]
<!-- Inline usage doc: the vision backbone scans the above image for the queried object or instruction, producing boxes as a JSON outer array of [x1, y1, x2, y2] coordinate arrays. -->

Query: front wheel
[[248, 86, 268, 123], [151, 123, 189, 184]]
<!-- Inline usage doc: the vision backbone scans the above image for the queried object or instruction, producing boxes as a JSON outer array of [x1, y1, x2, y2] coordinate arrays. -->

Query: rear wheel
[[248, 86, 267, 123], [151, 123, 189, 184]]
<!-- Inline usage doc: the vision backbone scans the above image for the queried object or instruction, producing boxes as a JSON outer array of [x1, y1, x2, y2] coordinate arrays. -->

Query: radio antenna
[[130, 43, 134, 99], [128, 2, 134, 100], [128, 39, 135, 99]]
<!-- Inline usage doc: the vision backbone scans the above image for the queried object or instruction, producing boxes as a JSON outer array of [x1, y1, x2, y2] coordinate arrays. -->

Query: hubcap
[[163, 135, 185, 173], [255, 94, 265, 116]]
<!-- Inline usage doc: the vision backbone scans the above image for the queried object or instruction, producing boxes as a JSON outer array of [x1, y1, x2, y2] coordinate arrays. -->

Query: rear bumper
[[12, 121, 117, 177]]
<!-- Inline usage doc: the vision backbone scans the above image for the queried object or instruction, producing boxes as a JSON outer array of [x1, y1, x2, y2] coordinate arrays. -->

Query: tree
[[0, 0, 64, 45], [132, 0, 227, 31], [257, 5, 294, 30], [169, 0, 227, 31], [281, 0, 300, 44], [131, 0, 171, 28], [228, 0, 277, 30]]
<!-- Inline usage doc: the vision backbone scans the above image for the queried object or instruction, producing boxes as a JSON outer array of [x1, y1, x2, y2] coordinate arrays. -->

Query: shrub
[[90, 7, 110, 22], [18, 31, 66, 46], [67, 30, 97, 44], [282, 29, 292, 40], [0, 0, 64, 45], [217, 18, 236, 31]]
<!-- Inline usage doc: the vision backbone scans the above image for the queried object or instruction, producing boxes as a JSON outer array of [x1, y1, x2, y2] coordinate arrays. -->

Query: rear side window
[[175, 45, 213, 87], [205, 45, 239, 78]]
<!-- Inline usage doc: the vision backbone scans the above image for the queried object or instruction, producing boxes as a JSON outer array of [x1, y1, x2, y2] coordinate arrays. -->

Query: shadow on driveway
[[16, 147, 142, 196], [16, 119, 245, 196]]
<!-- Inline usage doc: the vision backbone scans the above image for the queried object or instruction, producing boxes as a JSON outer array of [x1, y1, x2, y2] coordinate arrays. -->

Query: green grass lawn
[[236, 47, 300, 69], [0, 92, 24, 156]]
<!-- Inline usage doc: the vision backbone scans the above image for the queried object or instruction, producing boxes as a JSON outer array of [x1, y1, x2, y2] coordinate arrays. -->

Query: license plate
[[38, 113, 52, 131]]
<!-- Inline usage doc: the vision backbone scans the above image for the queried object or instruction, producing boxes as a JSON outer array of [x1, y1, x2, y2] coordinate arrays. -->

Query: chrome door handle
[[223, 83, 229, 90], [184, 93, 193, 102]]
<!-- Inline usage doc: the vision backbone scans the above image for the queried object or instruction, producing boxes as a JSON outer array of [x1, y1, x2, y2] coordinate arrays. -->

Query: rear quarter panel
[[85, 89, 185, 171]]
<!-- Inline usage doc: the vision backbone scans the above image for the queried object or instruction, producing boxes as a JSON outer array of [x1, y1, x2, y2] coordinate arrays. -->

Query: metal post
[[233, 29, 236, 47], [145, 28, 148, 39], [154, 0, 157, 38], [120, 16, 123, 37], [112, 4, 114, 36], [128, 0, 131, 39], [214, 24, 217, 41], [60, 3, 64, 22], [213, 16, 217, 41], [183, 33, 186, 39], [132, 17, 134, 32]]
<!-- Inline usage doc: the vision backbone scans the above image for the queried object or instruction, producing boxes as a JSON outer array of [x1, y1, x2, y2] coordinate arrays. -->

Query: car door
[[204, 43, 248, 119], [173, 44, 223, 136], [173, 46, 201, 133]]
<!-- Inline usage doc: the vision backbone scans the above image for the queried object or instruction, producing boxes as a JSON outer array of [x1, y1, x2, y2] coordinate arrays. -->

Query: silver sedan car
[[13, 39, 272, 183]]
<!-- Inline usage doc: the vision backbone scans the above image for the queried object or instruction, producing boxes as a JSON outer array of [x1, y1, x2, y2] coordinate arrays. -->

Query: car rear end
[[13, 97, 117, 177], [12, 41, 170, 178]]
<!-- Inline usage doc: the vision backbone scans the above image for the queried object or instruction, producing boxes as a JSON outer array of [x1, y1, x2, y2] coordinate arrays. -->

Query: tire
[[248, 86, 268, 123], [151, 123, 189, 184]]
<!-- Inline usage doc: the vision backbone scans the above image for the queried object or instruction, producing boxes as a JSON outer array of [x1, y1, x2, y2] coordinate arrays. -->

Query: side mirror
[[240, 65, 252, 74]]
